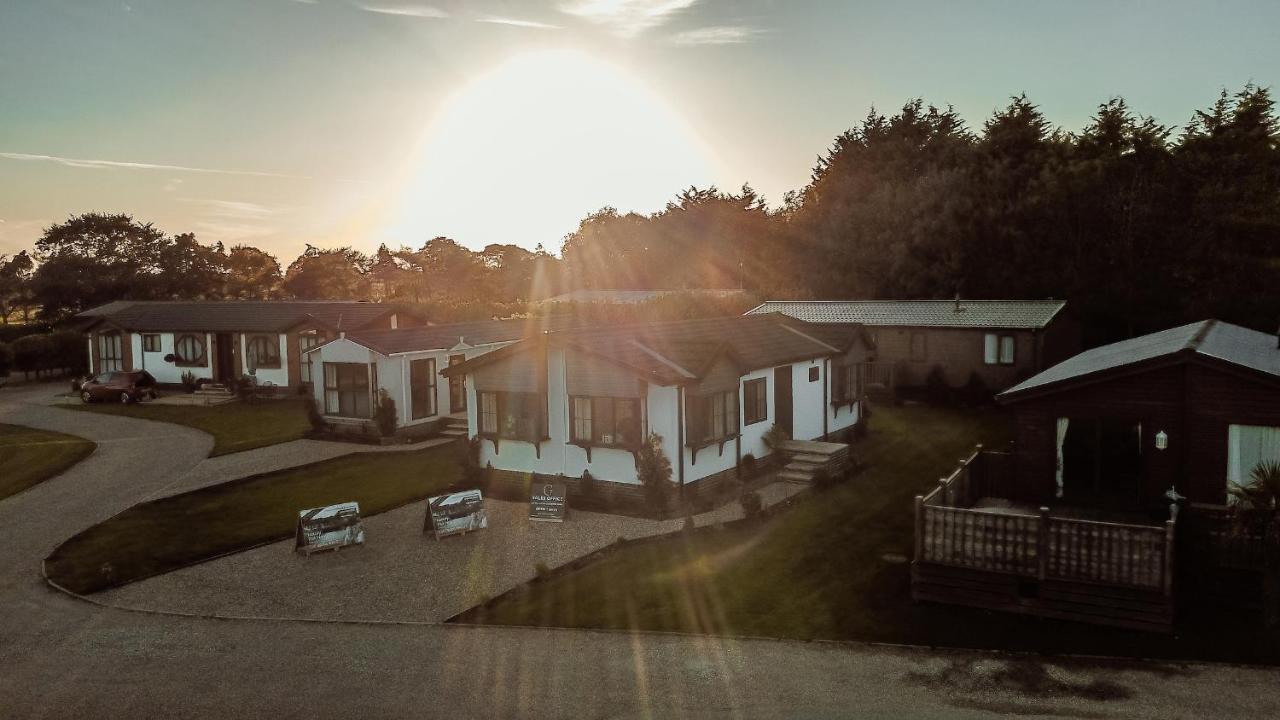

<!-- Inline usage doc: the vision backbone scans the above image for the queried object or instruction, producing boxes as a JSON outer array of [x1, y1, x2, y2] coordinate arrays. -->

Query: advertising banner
[[529, 481, 567, 522], [295, 502, 365, 555], [426, 489, 488, 540]]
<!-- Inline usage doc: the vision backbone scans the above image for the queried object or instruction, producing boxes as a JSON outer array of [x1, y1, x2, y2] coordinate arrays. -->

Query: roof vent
[[954, 293, 964, 312]]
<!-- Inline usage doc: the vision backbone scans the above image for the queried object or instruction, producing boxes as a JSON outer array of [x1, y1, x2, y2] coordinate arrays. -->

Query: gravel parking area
[[100, 480, 806, 623]]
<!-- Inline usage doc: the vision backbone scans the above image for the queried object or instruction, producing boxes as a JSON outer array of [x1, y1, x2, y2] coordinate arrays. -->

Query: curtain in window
[[480, 392, 498, 434], [984, 334, 999, 364], [999, 336, 1016, 364], [1055, 417, 1069, 499], [99, 333, 123, 372], [1228, 424, 1280, 491], [572, 397, 593, 442]]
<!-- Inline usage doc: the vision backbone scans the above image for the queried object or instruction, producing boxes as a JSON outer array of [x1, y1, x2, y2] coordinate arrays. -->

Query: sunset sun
[[384, 49, 716, 249]]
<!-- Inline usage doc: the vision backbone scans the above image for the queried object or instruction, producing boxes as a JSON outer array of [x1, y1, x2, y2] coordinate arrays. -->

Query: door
[[1062, 418, 1143, 510], [214, 333, 235, 383], [773, 366, 793, 438], [448, 354, 467, 413]]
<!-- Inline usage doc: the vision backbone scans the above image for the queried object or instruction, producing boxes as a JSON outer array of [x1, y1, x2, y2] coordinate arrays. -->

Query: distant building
[[540, 288, 748, 305], [747, 299, 1078, 393], [76, 300, 423, 390]]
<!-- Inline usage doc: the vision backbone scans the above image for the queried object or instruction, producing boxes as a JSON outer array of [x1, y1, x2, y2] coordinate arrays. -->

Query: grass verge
[[45, 442, 461, 594], [68, 397, 311, 457], [0, 423, 96, 501], [460, 404, 1280, 666]]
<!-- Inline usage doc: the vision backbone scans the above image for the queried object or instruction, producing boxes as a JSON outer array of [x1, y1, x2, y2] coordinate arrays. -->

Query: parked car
[[79, 370, 157, 404]]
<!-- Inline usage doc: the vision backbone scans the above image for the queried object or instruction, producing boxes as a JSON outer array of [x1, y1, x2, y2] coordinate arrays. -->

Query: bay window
[[246, 334, 281, 369], [743, 378, 768, 425], [570, 396, 641, 448], [689, 390, 738, 445], [478, 391, 547, 442], [98, 332, 123, 372]]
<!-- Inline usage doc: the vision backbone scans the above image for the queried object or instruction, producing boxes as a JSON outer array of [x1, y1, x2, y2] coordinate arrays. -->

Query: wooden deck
[[911, 446, 1177, 632]]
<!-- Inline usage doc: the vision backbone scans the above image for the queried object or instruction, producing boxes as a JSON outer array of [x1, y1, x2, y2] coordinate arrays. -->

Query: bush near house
[[6, 330, 86, 378], [375, 388, 397, 437]]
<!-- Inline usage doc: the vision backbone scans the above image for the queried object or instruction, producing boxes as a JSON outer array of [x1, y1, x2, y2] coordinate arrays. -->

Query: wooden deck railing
[[860, 362, 895, 389], [914, 446, 1177, 594]]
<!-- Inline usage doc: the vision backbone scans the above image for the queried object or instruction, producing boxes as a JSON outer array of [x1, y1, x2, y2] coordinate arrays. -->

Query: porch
[[911, 445, 1177, 632]]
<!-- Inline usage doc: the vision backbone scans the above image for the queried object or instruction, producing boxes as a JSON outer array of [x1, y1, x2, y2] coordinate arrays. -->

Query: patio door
[[448, 354, 467, 413], [214, 333, 235, 383], [1061, 418, 1144, 510]]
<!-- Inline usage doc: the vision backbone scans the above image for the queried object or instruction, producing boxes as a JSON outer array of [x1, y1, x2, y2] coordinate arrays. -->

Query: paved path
[[1, 381, 1279, 719]]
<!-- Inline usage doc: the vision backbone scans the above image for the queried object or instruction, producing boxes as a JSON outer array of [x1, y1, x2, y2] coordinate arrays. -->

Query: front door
[[1062, 418, 1144, 510], [214, 333, 235, 383], [448, 354, 467, 413], [774, 366, 793, 438]]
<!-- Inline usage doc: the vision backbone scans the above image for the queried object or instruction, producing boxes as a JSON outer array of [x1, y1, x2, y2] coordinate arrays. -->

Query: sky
[[1, 0, 1278, 262]]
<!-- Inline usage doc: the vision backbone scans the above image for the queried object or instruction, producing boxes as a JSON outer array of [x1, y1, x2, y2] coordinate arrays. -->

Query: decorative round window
[[174, 334, 205, 364]]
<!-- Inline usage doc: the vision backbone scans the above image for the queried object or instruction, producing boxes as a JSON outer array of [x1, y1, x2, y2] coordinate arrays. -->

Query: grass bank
[[45, 442, 461, 594], [0, 423, 96, 501], [68, 397, 311, 456], [460, 404, 1280, 666]]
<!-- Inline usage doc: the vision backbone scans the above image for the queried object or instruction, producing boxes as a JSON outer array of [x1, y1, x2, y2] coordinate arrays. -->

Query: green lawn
[[460, 404, 1280, 666], [0, 423, 96, 501], [68, 397, 311, 457], [45, 442, 461, 594]]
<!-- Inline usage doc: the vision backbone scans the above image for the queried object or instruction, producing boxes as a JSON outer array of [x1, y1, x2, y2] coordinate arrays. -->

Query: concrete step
[[777, 470, 814, 484], [786, 459, 826, 473], [790, 453, 829, 465], [439, 428, 468, 438]]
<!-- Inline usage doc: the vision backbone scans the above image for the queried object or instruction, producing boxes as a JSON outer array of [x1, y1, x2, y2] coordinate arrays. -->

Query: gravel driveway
[[101, 481, 805, 622]]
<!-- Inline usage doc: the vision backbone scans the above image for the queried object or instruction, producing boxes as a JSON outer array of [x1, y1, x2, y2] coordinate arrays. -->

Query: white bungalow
[[441, 313, 874, 500]]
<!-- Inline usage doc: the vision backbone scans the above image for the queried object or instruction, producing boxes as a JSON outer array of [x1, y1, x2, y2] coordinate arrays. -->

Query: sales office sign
[[529, 481, 567, 522]]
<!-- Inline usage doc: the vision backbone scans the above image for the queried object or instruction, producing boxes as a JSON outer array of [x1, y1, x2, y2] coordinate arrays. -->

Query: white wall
[[129, 333, 143, 371], [240, 333, 289, 387], [137, 332, 213, 383], [792, 358, 826, 442]]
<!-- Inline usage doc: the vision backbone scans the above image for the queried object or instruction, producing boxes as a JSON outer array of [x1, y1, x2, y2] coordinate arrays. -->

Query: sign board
[[426, 489, 488, 540], [295, 502, 365, 555], [529, 481, 567, 523]]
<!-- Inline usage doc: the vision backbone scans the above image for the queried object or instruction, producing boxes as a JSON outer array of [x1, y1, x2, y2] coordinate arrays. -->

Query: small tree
[[180, 370, 199, 394], [636, 432, 673, 514], [1230, 460, 1280, 627], [11, 334, 53, 377], [374, 388, 397, 437], [305, 395, 327, 432]]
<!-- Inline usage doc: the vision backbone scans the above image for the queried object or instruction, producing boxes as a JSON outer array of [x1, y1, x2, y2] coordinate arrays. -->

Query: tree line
[[3, 84, 1276, 347]]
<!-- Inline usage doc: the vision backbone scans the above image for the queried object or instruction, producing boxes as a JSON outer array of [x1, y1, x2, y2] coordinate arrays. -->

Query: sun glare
[[383, 49, 715, 251]]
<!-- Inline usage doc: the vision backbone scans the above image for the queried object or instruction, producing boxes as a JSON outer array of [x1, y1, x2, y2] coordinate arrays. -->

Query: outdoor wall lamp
[[1155, 430, 1168, 450]]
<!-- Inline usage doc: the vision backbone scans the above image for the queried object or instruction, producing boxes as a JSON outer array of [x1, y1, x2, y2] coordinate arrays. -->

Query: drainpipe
[[822, 357, 829, 439], [676, 385, 685, 498]]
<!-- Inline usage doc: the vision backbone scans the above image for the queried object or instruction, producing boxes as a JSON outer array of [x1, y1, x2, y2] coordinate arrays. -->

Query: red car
[[79, 370, 157, 404]]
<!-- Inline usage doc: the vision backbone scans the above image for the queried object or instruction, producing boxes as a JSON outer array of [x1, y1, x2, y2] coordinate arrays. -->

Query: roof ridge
[[1185, 319, 1217, 352], [626, 339, 697, 378]]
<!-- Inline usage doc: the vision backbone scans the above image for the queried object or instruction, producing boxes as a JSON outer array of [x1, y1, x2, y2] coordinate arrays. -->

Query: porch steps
[[776, 439, 850, 484], [195, 383, 233, 397], [439, 416, 469, 440]]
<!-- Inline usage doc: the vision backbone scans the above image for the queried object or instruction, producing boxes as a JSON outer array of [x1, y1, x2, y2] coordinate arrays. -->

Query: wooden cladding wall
[[474, 351, 543, 393], [565, 349, 644, 398]]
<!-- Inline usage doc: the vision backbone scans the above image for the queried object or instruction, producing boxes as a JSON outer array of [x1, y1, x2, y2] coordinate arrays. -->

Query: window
[[323, 362, 371, 418], [299, 331, 326, 384], [570, 396, 641, 447], [744, 378, 768, 425], [808, 366, 820, 383], [174, 334, 205, 366], [480, 392, 498, 435], [909, 332, 927, 363], [246, 334, 281, 369], [689, 391, 737, 445], [832, 364, 858, 402], [142, 334, 161, 353], [410, 358, 437, 420], [98, 332, 123, 372], [985, 333, 1016, 365], [1228, 425, 1280, 491], [478, 391, 547, 441]]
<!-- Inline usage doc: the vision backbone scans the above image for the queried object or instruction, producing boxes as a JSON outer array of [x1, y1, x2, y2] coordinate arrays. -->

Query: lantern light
[[1155, 431, 1168, 450]]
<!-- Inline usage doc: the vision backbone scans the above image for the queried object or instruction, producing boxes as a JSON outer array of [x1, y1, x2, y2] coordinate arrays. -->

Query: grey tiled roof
[[346, 316, 583, 355], [1000, 320, 1280, 398], [76, 300, 401, 333], [747, 299, 1067, 329]]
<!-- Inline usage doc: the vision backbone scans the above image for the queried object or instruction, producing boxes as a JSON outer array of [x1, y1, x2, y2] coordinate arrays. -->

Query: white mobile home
[[442, 314, 874, 500]]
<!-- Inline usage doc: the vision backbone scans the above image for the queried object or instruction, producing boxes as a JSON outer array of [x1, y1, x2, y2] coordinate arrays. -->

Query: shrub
[[740, 491, 763, 519], [49, 330, 87, 374], [636, 432, 673, 514], [180, 370, 199, 394], [0, 341, 11, 376], [963, 372, 991, 406], [374, 388, 397, 437], [458, 437, 484, 486], [305, 395, 327, 431], [925, 365, 950, 405], [579, 469, 597, 499], [763, 423, 791, 452], [740, 452, 758, 479], [11, 334, 53, 376]]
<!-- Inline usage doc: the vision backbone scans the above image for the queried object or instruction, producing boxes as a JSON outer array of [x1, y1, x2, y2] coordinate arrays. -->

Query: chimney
[[954, 292, 962, 312]]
